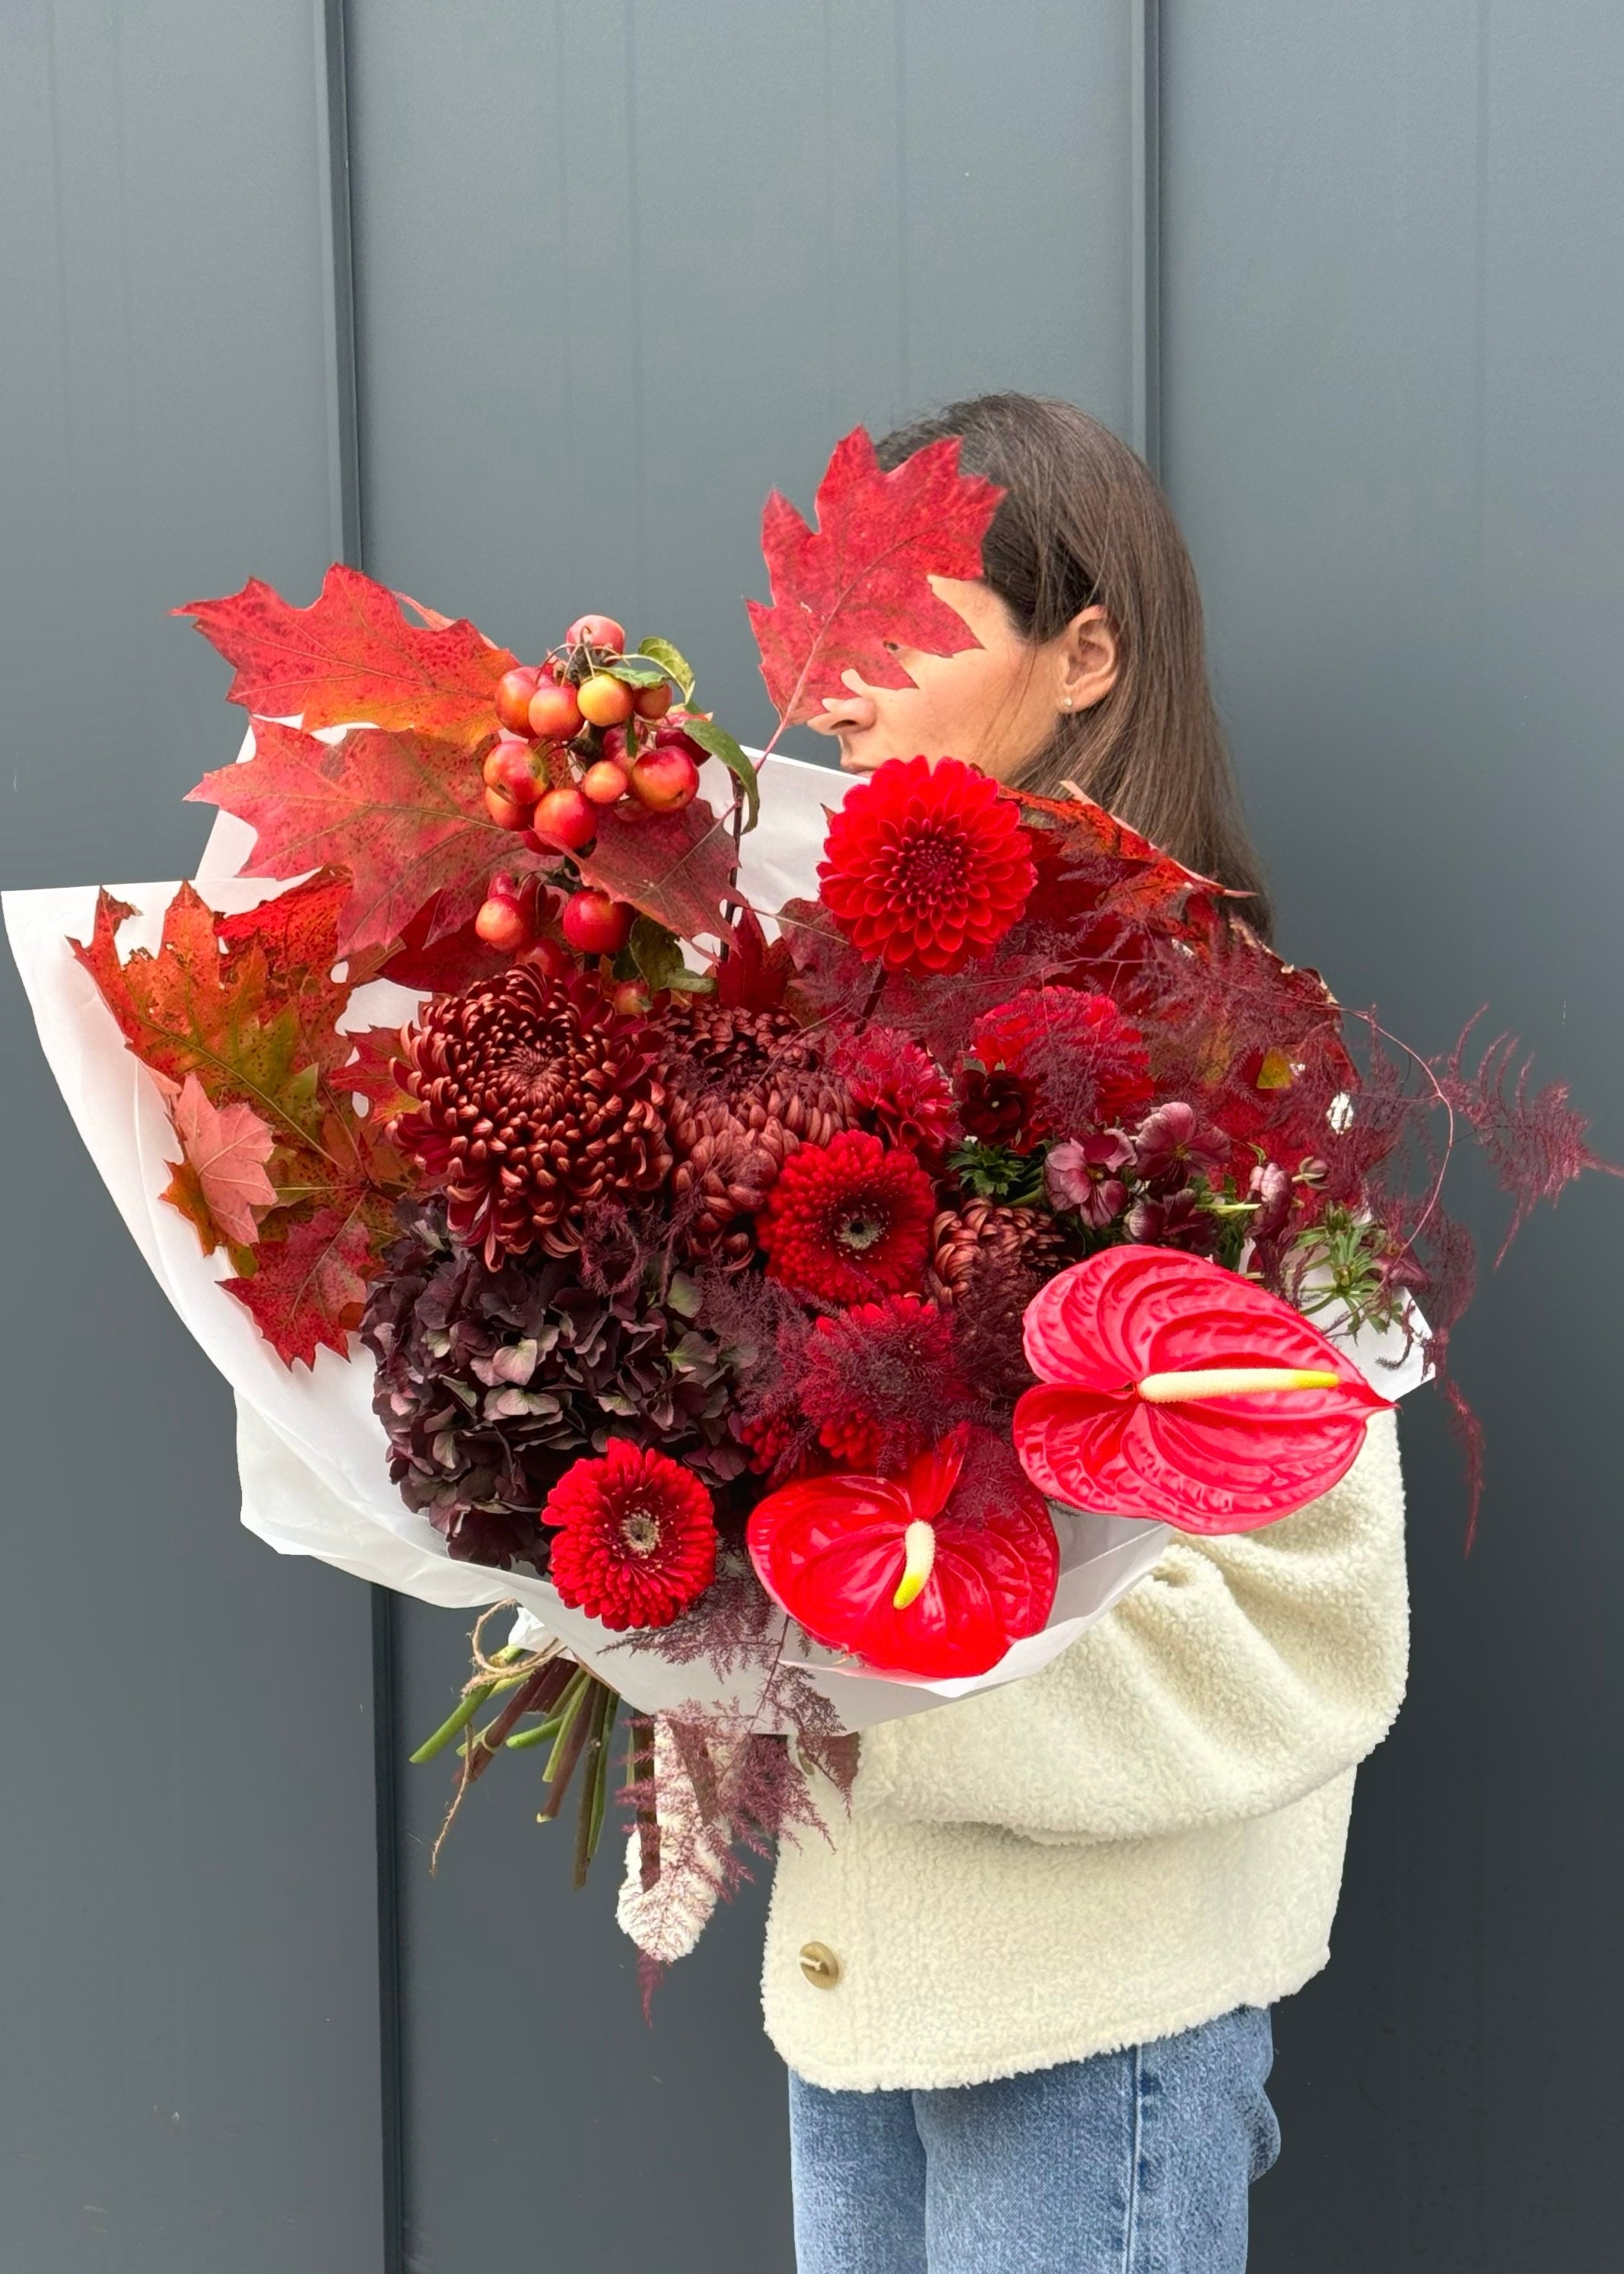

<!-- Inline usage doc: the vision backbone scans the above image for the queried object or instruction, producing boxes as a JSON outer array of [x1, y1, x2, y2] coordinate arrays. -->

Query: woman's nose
[[807, 676, 879, 735]]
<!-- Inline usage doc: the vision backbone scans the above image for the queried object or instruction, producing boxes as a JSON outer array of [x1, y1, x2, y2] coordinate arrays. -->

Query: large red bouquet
[[5, 429, 1606, 1973]]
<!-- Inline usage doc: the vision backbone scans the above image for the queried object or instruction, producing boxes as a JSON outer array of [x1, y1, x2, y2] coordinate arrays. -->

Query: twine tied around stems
[[411, 1601, 638, 1889]]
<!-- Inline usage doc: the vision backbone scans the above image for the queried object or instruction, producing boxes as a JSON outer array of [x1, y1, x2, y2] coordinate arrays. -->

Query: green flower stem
[[573, 1684, 621, 1889], [536, 1673, 597, 1826], [408, 1644, 523, 1764], [538, 1671, 592, 1792], [504, 1709, 567, 1752]]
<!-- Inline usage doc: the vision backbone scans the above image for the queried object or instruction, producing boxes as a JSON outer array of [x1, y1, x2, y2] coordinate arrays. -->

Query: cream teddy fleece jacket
[[761, 1407, 1408, 2091]]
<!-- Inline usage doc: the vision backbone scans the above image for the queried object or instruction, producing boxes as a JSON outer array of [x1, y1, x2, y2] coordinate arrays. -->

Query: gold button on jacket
[[799, 1941, 842, 1988]]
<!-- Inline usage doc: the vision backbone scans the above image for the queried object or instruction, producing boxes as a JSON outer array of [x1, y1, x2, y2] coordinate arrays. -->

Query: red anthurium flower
[[1014, 1245, 1394, 1534], [747, 1426, 1058, 1679]]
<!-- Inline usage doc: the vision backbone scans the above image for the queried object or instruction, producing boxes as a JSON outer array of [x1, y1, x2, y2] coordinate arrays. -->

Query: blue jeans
[[787, 2005, 1279, 2273]]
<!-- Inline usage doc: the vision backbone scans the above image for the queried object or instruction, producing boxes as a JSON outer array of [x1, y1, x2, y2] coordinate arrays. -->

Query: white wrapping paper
[[3, 747, 1425, 1732]]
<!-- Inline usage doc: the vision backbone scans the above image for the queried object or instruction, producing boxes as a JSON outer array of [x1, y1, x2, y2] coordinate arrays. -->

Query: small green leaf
[[666, 1270, 703, 1318], [681, 716, 760, 830], [635, 637, 696, 703], [602, 655, 670, 688], [628, 914, 686, 990]]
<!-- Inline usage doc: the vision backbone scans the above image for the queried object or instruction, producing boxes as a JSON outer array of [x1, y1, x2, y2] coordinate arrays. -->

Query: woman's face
[[806, 577, 1117, 782]]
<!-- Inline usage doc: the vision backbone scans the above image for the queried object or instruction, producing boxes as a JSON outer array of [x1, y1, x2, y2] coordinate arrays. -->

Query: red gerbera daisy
[[758, 1129, 936, 1303], [818, 755, 1038, 975], [801, 1294, 965, 1469], [832, 1026, 960, 1164], [971, 988, 1152, 1143], [544, 1441, 717, 1630]]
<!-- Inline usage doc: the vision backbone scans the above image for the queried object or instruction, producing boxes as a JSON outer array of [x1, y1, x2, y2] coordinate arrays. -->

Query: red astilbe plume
[[392, 967, 672, 1267], [544, 1442, 717, 1630], [970, 988, 1153, 1144], [1435, 1016, 1619, 1264], [800, 1294, 968, 1470], [818, 755, 1038, 975], [831, 1025, 959, 1164], [758, 1129, 936, 1303]]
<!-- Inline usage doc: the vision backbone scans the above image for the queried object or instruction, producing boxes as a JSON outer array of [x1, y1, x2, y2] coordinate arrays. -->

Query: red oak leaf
[[176, 563, 516, 747], [160, 1073, 278, 1252], [72, 886, 409, 1363], [188, 719, 527, 957], [574, 796, 738, 945], [223, 1204, 376, 1367], [376, 890, 512, 993], [746, 428, 1004, 727], [72, 884, 314, 1134]]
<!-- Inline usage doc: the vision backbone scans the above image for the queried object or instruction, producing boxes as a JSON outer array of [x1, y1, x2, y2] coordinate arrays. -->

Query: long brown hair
[[875, 394, 1273, 938]]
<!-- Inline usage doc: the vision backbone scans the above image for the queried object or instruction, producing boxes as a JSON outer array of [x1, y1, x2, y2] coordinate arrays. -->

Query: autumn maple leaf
[[188, 719, 529, 958], [74, 881, 409, 1365], [176, 562, 516, 748], [160, 1073, 278, 1254], [746, 428, 1003, 729], [574, 797, 738, 944], [223, 1204, 377, 1368]]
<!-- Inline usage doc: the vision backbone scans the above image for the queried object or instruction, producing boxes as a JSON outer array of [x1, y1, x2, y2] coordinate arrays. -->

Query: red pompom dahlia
[[832, 1026, 959, 1163], [544, 1441, 717, 1629], [758, 1129, 936, 1303], [818, 755, 1037, 975]]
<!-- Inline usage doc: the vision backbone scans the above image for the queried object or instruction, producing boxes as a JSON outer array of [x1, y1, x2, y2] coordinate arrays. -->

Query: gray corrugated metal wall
[[3, 5, 1619, 2269]]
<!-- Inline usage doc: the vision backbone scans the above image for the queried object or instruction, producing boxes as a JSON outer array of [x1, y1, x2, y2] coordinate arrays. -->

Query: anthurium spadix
[[747, 1426, 1059, 1679], [1014, 1246, 1395, 1534]]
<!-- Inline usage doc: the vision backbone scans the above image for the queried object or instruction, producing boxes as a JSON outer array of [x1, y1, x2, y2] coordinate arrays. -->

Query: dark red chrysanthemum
[[758, 1129, 936, 1303], [801, 1294, 964, 1469], [832, 1026, 959, 1164], [818, 755, 1038, 975], [971, 989, 1152, 1143], [392, 968, 670, 1266], [543, 1440, 717, 1630]]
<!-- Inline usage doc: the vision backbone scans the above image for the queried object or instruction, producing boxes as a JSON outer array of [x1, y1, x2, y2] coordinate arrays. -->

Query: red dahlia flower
[[544, 1440, 717, 1629], [818, 755, 1037, 975], [832, 1026, 959, 1163], [758, 1128, 936, 1303]]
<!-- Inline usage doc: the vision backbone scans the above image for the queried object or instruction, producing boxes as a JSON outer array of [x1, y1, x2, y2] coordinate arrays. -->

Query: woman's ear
[[1055, 604, 1120, 714]]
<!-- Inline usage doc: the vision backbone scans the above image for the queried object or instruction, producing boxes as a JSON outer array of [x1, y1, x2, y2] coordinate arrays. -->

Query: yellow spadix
[[892, 1519, 937, 1611], [1136, 1366, 1340, 1404]]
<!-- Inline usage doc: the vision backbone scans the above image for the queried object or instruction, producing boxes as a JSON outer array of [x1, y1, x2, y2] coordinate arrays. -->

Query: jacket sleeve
[[850, 1407, 1408, 1846]]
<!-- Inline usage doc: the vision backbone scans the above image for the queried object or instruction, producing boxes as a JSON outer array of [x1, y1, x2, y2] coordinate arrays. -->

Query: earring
[[1060, 695, 1073, 711]]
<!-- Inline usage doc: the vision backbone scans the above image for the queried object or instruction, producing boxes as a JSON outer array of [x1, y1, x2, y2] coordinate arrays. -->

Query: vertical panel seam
[[315, 0, 364, 567], [1130, 0, 1162, 474], [315, 14, 392, 2265]]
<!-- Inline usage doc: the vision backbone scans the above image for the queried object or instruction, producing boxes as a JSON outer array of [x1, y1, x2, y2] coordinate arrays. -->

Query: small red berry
[[610, 978, 653, 1016], [485, 782, 530, 830], [481, 737, 543, 804], [529, 785, 596, 851], [577, 673, 635, 728], [527, 676, 585, 743], [628, 746, 701, 813], [516, 934, 574, 980], [633, 679, 674, 720], [566, 613, 626, 653], [494, 666, 542, 735], [475, 895, 534, 953], [580, 759, 631, 806], [653, 724, 707, 768], [562, 889, 634, 956]]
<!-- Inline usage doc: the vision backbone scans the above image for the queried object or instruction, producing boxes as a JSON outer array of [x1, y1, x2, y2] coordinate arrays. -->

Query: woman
[[773, 395, 1409, 2272]]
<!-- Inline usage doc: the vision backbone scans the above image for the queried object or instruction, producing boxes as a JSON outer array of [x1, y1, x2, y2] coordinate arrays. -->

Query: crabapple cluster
[[475, 611, 705, 959]]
